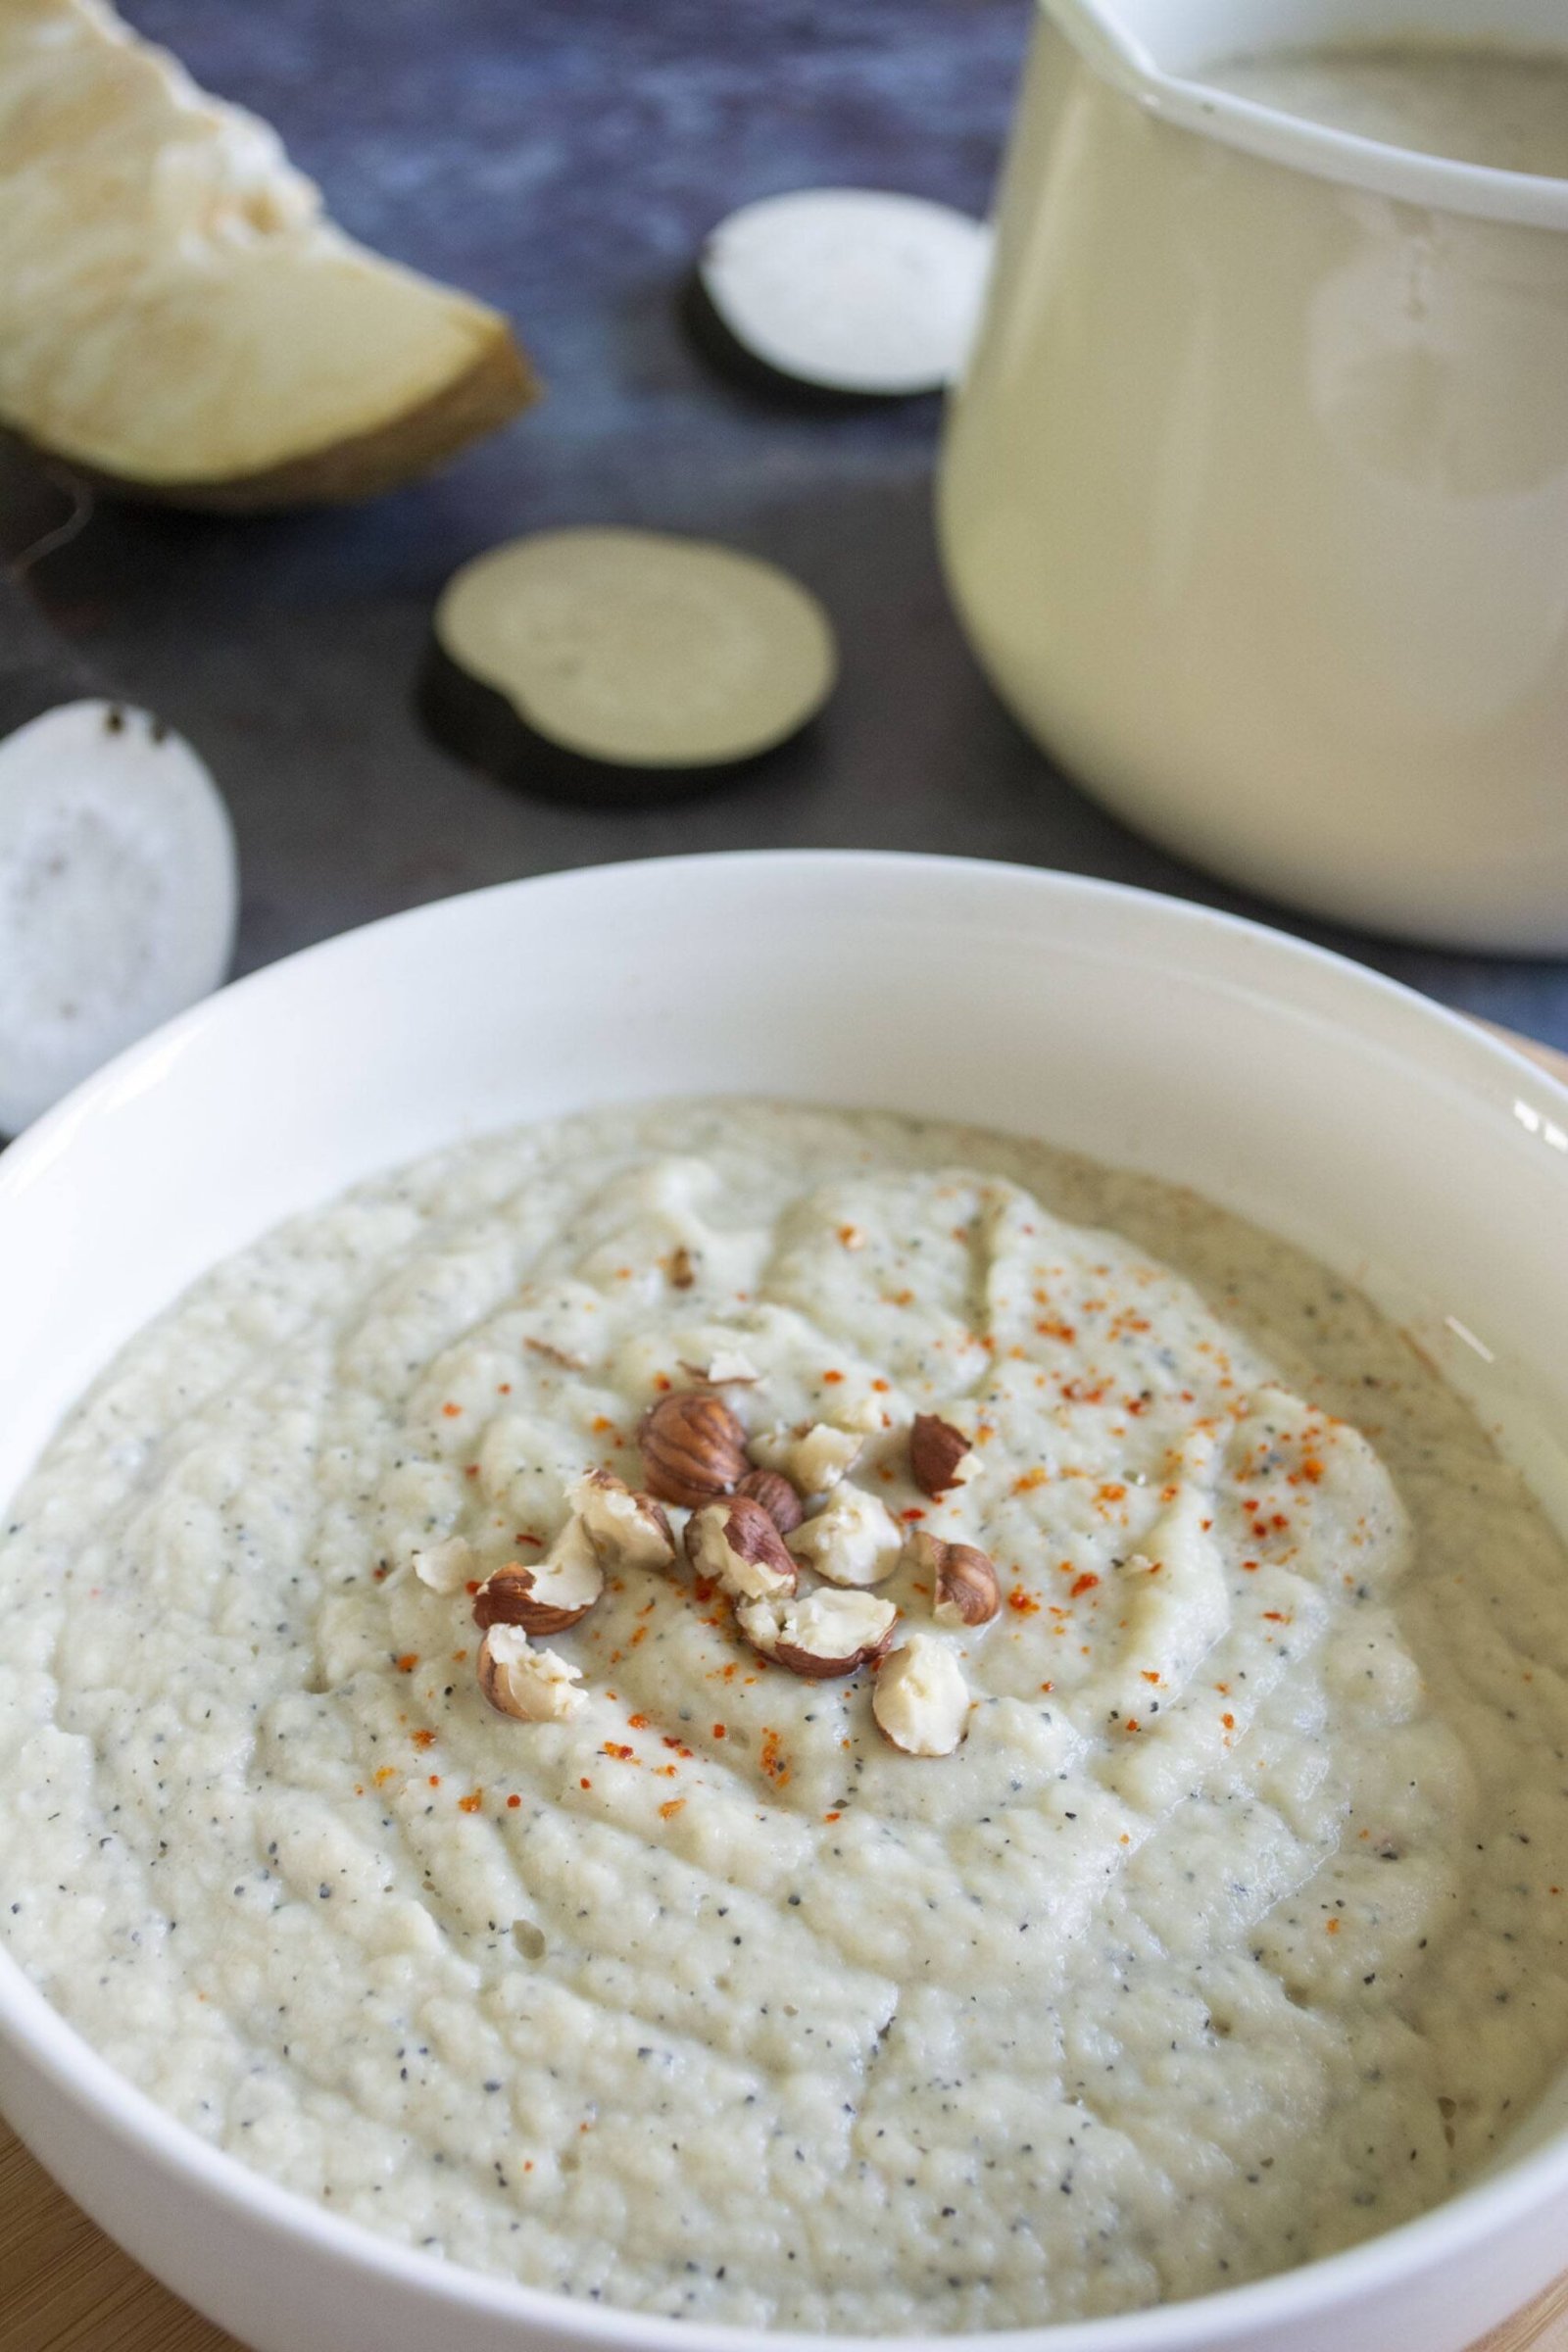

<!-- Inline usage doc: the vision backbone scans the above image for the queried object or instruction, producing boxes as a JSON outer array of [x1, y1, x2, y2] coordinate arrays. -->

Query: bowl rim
[[3, 846, 1568, 2351]]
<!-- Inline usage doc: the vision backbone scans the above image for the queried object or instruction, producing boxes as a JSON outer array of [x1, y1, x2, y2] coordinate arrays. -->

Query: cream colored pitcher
[[939, 0, 1568, 950]]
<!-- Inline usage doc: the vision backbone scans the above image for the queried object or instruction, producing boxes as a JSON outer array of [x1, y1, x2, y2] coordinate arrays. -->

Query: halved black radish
[[0, 573, 235, 1137], [421, 526, 837, 805], [687, 187, 992, 402]]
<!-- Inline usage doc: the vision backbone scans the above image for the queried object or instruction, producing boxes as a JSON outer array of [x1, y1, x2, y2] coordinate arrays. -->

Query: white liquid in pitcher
[[1205, 44, 1568, 178]]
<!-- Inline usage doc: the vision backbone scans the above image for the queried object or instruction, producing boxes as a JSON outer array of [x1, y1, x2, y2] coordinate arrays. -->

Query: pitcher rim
[[1045, 0, 1568, 229]]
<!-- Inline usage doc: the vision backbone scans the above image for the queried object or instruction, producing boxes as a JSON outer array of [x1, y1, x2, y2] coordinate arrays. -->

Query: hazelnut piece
[[908, 1413, 981, 1497], [639, 1391, 749, 1509], [677, 1348, 761, 1387], [685, 1494, 799, 1600], [569, 1468, 675, 1572], [410, 1535, 473, 1594], [473, 1517, 603, 1636], [472, 1564, 536, 1631], [477, 1624, 586, 1722], [736, 1589, 898, 1679], [735, 1466, 805, 1537], [785, 1421, 863, 1495], [789, 1484, 904, 1589], [751, 1419, 864, 1495], [525, 1335, 588, 1371], [906, 1531, 1002, 1628], [872, 1634, 972, 1756]]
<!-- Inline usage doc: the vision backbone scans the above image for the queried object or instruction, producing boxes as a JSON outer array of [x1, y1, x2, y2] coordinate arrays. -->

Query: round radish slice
[[423, 526, 837, 803], [0, 698, 236, 1135], [689, 187, 992, 400]]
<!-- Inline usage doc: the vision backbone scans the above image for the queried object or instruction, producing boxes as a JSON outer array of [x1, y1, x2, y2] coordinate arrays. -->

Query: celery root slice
[[424, 526, 837, 803], [0, 0, 536, 509]]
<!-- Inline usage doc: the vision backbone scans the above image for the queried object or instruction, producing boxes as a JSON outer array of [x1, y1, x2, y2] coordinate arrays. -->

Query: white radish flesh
[[694, 187, 992, 399], [0, 699, 236, 1134]]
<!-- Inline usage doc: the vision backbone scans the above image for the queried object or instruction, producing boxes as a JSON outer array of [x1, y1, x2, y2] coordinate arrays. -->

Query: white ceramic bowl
[[3, 851, 1568, 2352]]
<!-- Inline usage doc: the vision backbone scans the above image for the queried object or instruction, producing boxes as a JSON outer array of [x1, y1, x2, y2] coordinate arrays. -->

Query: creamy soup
[[1204, 44, 1568, 178], [2, 1101, 1567, 2330]]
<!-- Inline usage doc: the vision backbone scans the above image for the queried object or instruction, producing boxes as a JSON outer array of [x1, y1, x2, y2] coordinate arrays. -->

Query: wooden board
[[4, 1019, 1568, 2352]]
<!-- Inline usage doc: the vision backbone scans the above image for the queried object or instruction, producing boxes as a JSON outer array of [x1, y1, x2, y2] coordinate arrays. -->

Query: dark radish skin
[[418, 631, 829, 808], [679, 270, 892, 413], [0, 567, 101, 740]]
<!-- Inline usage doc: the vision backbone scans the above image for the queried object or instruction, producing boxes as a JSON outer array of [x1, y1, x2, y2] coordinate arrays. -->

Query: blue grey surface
[[10, 0, 1568, 1044]]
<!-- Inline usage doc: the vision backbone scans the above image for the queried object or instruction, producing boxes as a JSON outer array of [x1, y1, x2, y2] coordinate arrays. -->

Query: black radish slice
[[0, 576, 235, 1136], [688, 188, 991, 401], [422, 527, 837, 804]]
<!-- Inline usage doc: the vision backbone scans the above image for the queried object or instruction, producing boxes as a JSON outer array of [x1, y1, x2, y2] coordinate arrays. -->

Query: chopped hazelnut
[[836, 1390, 892, 1436], [872, 1634, 972, 1756], [477, 1624, 586, 1722], [471, 1563, 537, 1630], [908, 1412, 982, 1497], [790, 1484, 904, 1589], [678, 1348, 762, 1387], [787, 1421, 863, 1494], [473, 1517, 603, 1635], [569, 1468, 675, 1572], [524, 1335, 588, 1371], [906, 1531, 1002, 1628], [639, 1391, 749, 1509], [736, 1589, 898, 1679], [735, 1466, 805, 1536], [686, 1495, 799, 1600], [751, 1419, 863, 1496], [409, 1535, 473, 1594]]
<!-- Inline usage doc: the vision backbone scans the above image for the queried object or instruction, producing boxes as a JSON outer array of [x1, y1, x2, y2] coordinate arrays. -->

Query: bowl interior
[[3, 850, 1568, 2312]]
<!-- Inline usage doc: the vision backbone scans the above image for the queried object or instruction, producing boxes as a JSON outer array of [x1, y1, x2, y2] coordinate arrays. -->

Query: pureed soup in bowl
[[1, 855, 1567, 2352]]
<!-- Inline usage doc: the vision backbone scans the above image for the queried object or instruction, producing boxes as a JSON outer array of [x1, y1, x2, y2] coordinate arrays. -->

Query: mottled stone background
[[9, 0, 1567, 1039]]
